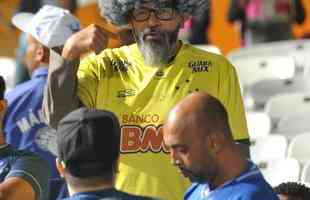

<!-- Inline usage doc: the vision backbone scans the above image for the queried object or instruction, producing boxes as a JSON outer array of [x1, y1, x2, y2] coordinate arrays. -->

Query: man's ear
[[207, 133, 222, 154], [36, 45, 50, 63], [0, 100, 7, 113]]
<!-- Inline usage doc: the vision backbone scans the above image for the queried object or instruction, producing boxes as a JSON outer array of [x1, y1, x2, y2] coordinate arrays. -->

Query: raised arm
[[43, 24, 117, 128]]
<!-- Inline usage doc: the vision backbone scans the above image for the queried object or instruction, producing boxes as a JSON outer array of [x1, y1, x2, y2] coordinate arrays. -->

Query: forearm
[[0, 177, 35, 200], [43, 50, 81, 129]]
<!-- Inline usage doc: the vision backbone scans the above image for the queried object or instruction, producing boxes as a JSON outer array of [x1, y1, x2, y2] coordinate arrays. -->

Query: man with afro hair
[[43, 0, 250, 199]]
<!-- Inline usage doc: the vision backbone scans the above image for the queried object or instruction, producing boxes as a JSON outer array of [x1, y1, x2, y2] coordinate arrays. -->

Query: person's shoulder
[[7, 147, 49, 171], [181, 44, 233, 67], [230, 189, 279, 200], [227, 181, 278, 200], [0, 145, 32, 159], [5, 79, 37, 100], [11, 147, 39, 158], [182, 44, 221, 57]]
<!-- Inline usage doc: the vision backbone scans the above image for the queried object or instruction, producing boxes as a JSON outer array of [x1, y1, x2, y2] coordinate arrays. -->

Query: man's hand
[[0, 177, 35, 200], [62, 24, 119, 60]]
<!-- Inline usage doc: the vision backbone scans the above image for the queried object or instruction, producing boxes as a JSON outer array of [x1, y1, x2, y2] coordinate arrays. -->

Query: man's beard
[[134, 27, 179, 67], [176, 156, 217, 184], [178, 166, 207, 183]]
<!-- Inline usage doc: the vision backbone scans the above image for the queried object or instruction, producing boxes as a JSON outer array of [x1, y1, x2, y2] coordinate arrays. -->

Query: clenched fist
[[62, 24, 118, 60]]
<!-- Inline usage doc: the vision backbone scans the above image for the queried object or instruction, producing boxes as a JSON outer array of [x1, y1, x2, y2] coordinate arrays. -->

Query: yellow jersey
[[77, 43, 249, 200]]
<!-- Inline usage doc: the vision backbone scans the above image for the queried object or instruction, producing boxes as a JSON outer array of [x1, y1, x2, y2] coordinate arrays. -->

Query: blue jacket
[[3, 67, 58, 178], [184, 161, 279, 200]]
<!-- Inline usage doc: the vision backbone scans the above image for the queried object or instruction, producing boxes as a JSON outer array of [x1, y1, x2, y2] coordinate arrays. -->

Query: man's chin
[[179, 169, 189, 178], [180, 169, 195, 181], [179, 169, 205, 183], [142, 40, 162, 48]]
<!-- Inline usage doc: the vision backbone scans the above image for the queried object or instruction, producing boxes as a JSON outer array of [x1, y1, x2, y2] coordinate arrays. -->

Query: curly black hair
[[98, 0, 209, 26], [0, 76, 5, 100], [274, 182, 310, 200]]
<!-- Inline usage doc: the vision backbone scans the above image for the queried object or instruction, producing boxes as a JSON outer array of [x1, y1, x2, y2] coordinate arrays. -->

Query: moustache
[[141, 28, 164, 40], [143, 27, 161, 34]]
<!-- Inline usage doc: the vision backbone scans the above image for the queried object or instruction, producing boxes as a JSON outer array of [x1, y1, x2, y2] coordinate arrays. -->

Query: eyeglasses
[[131, 7, 175, 21]]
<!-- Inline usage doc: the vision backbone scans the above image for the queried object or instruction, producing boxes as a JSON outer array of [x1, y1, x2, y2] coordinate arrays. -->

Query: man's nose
[[170, 150, 180, 166], [147, 11, 161, 27]]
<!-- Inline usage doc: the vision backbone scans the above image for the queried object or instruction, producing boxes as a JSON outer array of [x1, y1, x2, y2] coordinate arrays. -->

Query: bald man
[[163, 92, 279, 200]]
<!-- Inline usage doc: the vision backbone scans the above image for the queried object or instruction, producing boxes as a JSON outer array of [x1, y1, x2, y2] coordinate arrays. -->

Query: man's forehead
[[164, 112, 195, 139], [164, 126, 190, 148]]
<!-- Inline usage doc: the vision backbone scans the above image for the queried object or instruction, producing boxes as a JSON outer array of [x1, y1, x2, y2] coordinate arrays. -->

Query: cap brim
[[12, 13, 34, 33]]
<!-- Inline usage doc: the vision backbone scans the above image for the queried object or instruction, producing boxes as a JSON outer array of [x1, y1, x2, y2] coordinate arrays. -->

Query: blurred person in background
[[274, 182, 310, 200], [0, 75, 51, 200], [14, 0, 77, 86], [228, 0, 305, 46], [178, 1, 211, 44], [4, 5, 80, 180]]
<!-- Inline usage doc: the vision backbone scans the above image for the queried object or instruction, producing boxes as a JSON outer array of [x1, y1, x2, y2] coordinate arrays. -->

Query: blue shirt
[[0, 144, 51, 200], [184, 161, 279, 200], [3, 67, 58, 178], [63, 187, 160, 200]]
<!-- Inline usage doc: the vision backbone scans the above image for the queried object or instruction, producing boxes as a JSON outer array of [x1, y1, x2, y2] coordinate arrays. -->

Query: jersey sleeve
[[218, 58, 249, 141], [77, 54, 104, 108], [6, 152, 51, 200]]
